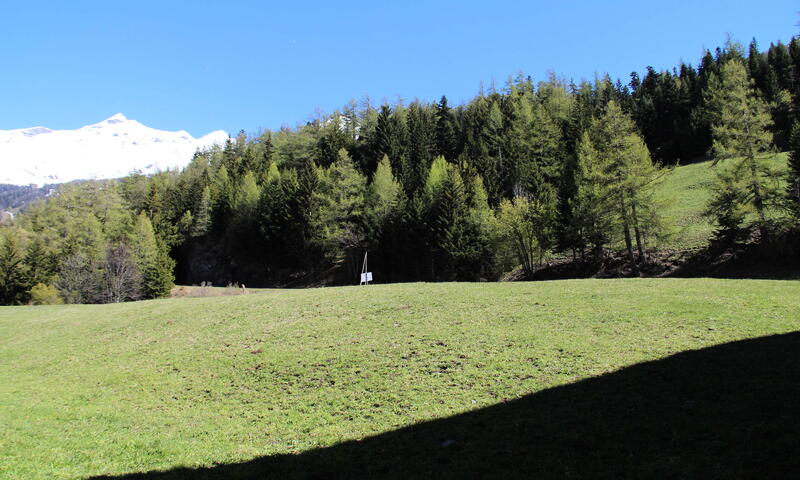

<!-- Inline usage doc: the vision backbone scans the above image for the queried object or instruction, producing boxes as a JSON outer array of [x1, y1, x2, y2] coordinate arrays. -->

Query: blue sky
[[1, 1, 797, 137]]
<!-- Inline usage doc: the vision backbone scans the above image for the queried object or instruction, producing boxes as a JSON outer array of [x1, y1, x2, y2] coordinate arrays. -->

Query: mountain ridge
[[0, 114, 228, 186]]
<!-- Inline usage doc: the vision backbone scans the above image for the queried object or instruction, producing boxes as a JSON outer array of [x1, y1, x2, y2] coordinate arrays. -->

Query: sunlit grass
[[1, 278, 798, 479]]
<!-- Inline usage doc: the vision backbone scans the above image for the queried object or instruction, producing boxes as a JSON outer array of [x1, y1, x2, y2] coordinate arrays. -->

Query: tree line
[[2, 36, 800, 304]]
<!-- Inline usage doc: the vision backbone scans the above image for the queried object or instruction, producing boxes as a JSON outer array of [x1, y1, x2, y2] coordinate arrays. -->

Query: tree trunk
[[630, 201, 645, 261], [621, 201, 639, 276], [748, 156, 768, 241]]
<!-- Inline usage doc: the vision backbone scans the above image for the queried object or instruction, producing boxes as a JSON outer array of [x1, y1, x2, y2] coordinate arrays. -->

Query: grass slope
[[1, 279, 799, 479], [654, 153, 787, 250]]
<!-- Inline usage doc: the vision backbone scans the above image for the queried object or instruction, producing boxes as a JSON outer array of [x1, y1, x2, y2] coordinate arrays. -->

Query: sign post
[[359, 252, 372, 285]]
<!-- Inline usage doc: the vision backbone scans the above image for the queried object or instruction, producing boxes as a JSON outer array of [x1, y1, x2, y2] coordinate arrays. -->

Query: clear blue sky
[[1, 1, 797, 137]]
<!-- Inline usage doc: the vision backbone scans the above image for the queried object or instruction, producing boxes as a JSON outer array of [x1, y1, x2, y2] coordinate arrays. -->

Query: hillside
[[654, 153, 788, 250], [1, 279, 798, 479]]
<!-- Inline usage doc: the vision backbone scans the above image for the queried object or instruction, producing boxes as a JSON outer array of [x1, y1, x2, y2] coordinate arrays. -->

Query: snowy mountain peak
[[0, 115, 229, 186], [104, 113, 128, 124]]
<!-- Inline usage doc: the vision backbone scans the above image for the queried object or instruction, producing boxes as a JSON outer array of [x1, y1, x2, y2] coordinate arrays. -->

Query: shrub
[[29, 283, 64, 305]]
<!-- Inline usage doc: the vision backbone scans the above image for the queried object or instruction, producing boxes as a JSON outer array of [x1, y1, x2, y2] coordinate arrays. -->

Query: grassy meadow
[[1, 279, 799, 479]]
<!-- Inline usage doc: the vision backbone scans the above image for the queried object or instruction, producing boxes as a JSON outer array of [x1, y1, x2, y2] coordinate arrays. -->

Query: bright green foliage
[[28, 282, 63, 305], [316, 149, 368, 263], [425, 155, 449, 195], [265, 162, 281, 184], [495, 196, 554, 277], [20, 181, 129, 259], [59, 213, 107, 276], [233, 171, 261, 221], [571, 132, 617, 259], [706, 60, 780, 235], [370, 155, 401, 218], [572, 102, 662, 267]]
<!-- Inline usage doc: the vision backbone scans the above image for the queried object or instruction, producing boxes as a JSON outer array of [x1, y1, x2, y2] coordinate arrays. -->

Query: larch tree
[[370, 154, 401, 219], [705, 59, 779, 239], [574, 101, 661, 271]]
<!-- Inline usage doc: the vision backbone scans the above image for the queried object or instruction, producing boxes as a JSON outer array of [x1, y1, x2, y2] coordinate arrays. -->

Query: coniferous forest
[[2, 37, 800, 304]]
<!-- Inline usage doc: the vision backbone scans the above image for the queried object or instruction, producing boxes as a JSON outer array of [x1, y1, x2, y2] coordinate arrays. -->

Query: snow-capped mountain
[[0, 114, 228, 186]]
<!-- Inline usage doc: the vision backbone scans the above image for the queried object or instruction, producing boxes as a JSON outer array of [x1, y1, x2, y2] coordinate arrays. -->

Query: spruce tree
[[24, 237, 56, 286], [435, 96, 458, 161], [0, 234, 29, 305], [132, 212, 174, 299], [191, 186, 213, 237], [406, 101, 436, 195]]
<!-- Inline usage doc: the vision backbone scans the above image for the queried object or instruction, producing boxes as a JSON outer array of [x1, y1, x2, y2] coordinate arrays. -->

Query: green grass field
[[2, 279, 799, 479], [653, 153, 787, 250]]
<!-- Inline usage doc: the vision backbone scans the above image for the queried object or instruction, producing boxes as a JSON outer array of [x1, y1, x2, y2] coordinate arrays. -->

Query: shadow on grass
[[91, 332, 800, 479]]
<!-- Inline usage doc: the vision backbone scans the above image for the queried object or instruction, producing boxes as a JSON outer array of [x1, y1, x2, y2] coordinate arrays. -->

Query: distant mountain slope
[[0, 114, 228, 185], [0, 183, 52, 212]]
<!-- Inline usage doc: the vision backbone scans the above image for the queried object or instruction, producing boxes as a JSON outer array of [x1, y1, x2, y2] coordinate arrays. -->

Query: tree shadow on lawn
[[92, 332, 800, 479]]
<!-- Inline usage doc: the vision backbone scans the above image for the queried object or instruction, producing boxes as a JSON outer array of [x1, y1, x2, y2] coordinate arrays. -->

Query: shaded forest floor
[[530, 228, 800, 281]]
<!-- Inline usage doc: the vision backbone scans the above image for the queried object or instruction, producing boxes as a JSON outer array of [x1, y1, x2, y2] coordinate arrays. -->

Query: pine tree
[[370, 154, 401, 218]]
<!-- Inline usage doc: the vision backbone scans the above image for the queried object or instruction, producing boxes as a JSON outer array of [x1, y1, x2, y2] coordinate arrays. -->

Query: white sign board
[[360, 272, 373, 284]]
